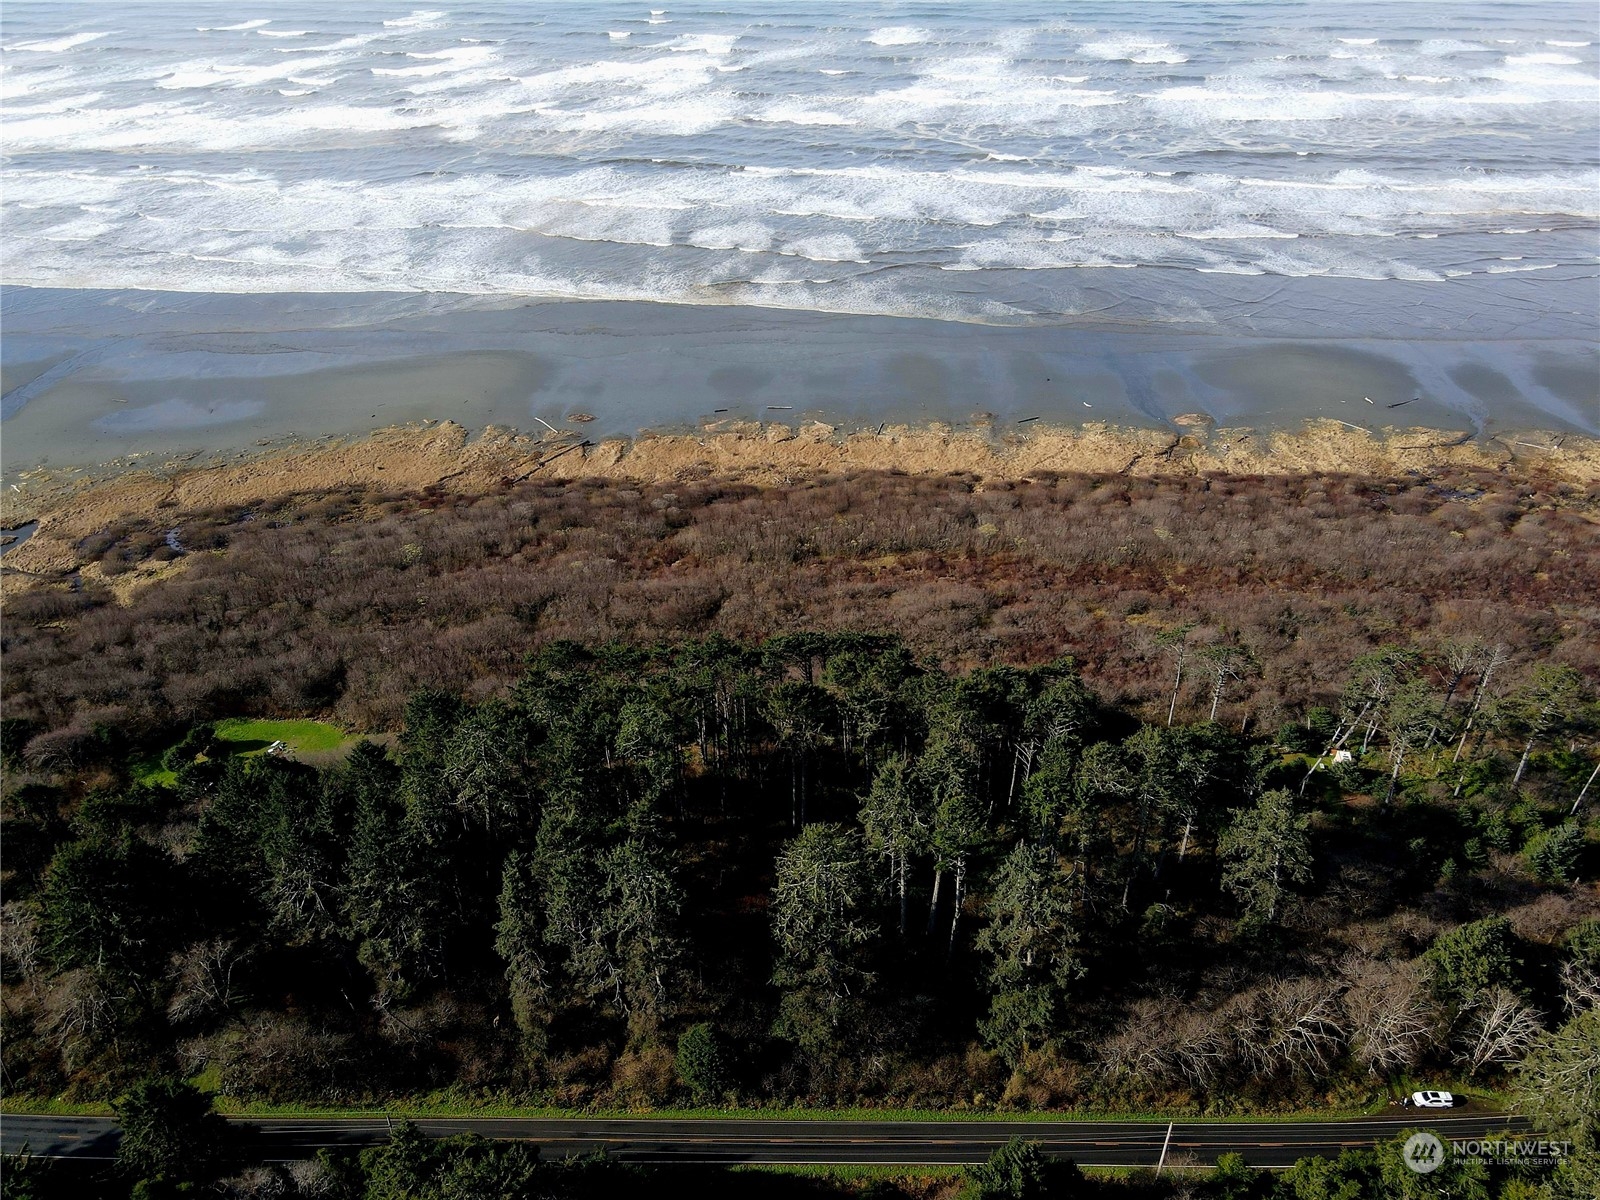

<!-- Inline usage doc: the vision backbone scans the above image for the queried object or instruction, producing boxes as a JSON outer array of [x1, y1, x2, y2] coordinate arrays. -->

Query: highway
[[0, 1111, 1531, 1169]]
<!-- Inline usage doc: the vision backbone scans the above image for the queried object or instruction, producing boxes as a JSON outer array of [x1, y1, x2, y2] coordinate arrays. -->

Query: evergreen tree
[[39, 832, 176, 983], [599, 834, 683, 1028], [1422, 916, 1523, 1009], [342, 773, 446, 999], [1218, 789, 1312, 931], [1509, 665, 1589, 785], [965, 1138, 1066, 1199], [859, 754, 928, 937], [975, 843, 1082, 1065], [770, 823, 880, 1058], [494, 849, 552, 1054], [114, 1077, 228, 1187], [440, 701, 527, 833], [1513, 1009, 1600, 1153]]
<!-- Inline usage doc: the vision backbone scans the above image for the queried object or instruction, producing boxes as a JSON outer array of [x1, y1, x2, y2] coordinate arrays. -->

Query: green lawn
[[135, 718, 360, 787], [211, 718, 354, 756], [130, 756, 179, 788]]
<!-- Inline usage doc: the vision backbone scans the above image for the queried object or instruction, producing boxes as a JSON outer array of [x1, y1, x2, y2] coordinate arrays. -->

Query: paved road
[[0, 1111, 1531, 1168]]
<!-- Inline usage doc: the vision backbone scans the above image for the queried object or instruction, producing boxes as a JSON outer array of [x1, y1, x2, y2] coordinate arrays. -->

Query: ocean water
[[1, 3, 1596, 466], [4, 0, 1597, 327]]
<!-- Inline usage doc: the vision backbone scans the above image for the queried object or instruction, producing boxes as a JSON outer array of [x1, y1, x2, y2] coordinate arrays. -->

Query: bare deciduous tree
[[0, 902, 42, 986], [1454, 986, 1543, 1077], [1097, 999, 1178, 1089], [286, 1158, 339, 1197], [1228, 978, 1348, 1080], [40, 968, 121, 1070], [166, 939, 249, 1025], [1169, 1008, 1233, 1091], [1340, 956, 1439, 1077], [1559, 958, 1600, 1017]]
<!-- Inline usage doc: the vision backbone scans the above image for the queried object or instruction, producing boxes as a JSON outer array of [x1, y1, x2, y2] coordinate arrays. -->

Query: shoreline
[[5, 290, 1596, 481], [3, 416, 1596, 582]]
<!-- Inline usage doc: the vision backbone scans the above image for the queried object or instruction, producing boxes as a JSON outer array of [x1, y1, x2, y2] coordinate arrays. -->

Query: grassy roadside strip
[[0, 1086, 1510, 1124], [728, 1164, 966, 1183], [721, 1167, 1232, 1187]]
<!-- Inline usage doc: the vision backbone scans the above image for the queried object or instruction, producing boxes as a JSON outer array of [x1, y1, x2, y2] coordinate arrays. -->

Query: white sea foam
[[158, 54, 350, 90], [1547, 40, 1591, 47], [382, 11, 448, 31], [3, 31, 109, 53], [1081, 38, 1188, 64], [2, 91, 106, 115], [517, 52, 717, 95], [760, 105, 856, 126], [1484, 55, 1597, 89], [299, 33, 384, 51], [373, 45, 497, 77], [688, 221, 774, 253], [197, 20, 271, 33], [866, 27, 929, 48], [1509, 52, 1583, 65], [1417, 39, 1492, 55], [1177, 225, 1300, 240], [3, 2, 1595, 315], [667, 33, 738, 55], [38, 214, 116, 241], [781, 234, 868, 263]]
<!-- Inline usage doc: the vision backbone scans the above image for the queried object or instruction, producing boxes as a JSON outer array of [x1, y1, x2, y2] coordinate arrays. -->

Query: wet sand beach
[[3, 288, 1596, 479]]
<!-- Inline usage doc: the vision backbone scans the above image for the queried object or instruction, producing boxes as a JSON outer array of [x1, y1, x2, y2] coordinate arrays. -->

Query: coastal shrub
[[675, 1022, 734, 1102], [212, 1014, 365, 1105], [963, 1138, 1065, 1200], [1422, 918, 1524, 1007], [4, 469, 1595, 741], [1524, 823, 1584, 886]]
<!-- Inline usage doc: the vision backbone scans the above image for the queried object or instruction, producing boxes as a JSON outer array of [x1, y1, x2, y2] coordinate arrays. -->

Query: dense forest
[[1, 468, 1597, 1198]]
